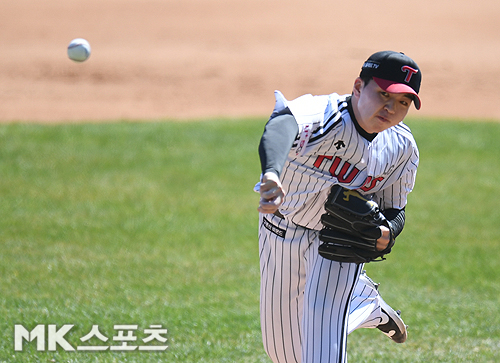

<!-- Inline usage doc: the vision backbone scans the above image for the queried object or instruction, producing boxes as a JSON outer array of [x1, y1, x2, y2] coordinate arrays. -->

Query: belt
[[272, 210, 309, 230], [273, 210, 285, 219]]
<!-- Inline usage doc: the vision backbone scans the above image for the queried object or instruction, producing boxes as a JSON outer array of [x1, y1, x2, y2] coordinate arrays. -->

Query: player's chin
[[374, 116, 397, 132]]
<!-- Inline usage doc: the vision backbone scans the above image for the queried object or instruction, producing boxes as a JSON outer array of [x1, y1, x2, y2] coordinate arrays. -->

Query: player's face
[[352, 78, 413, 134]]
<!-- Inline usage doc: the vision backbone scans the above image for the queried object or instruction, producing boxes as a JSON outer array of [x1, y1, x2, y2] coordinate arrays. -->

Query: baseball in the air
[[67, 38, 91, 62]]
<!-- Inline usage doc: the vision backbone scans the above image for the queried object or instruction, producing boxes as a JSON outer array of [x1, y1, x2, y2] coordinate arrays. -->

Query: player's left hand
[[258, 172, 285, 214]]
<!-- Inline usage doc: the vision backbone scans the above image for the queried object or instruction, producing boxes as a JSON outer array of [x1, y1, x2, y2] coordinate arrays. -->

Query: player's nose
[[383, 99, 396, 114]]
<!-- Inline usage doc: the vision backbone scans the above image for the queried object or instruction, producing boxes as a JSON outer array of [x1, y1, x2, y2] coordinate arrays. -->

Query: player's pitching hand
[[258, 172, 285, 214]]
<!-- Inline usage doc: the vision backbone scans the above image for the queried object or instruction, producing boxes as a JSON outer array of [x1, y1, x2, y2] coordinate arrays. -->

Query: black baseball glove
[[318, 185, 395, 264]]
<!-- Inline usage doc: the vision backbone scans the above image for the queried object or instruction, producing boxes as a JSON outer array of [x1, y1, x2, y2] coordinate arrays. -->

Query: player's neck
[[347, 97, 377, 141]]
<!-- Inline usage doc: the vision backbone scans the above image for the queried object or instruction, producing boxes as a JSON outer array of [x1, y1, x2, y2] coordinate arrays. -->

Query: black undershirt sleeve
[[383, 207, 406, 238], [258, 107, 299, 177]]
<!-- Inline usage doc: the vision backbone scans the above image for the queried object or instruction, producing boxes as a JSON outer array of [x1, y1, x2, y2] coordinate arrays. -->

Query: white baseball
[[67, 38, 91, 62]]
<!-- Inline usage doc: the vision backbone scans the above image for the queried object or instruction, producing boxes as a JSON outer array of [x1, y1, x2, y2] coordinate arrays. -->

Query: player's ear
[[352, 77, 363, 98]]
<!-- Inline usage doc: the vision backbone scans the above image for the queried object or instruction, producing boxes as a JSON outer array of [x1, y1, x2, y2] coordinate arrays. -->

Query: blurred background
[[1, 0, 500, 122]]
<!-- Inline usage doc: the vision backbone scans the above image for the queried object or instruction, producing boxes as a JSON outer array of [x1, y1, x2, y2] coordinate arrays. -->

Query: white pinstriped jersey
[[273, 90, 419, 230]]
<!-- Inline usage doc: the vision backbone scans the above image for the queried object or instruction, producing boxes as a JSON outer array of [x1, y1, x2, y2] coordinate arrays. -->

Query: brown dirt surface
[[2, 0, 500, 123]]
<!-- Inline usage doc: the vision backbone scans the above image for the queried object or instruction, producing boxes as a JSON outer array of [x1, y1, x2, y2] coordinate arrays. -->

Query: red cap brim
[[373, 77, 421, 110]]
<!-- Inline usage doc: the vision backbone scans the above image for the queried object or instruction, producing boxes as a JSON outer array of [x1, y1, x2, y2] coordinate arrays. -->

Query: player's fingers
[[260, 185, 283, 200], [258, 205, 278, 214], [258, 171, 285, 213], [260, 172, 282, 193], [258, 196, 283, 213], [259, 179, 278, 192]]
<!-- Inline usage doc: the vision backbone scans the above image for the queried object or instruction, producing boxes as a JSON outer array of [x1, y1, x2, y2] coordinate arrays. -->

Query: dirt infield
[[2, 0, 500, 122]]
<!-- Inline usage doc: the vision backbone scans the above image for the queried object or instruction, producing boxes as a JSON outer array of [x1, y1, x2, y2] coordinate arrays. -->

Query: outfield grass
[[0, 118, 499, 362]]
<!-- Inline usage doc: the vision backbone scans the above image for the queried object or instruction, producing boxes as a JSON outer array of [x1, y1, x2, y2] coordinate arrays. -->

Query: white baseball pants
[[259, 213, 382, 363]]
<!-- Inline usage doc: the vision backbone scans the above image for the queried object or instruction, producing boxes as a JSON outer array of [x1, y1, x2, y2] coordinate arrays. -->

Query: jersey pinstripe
[[275, 90, 419, 229]]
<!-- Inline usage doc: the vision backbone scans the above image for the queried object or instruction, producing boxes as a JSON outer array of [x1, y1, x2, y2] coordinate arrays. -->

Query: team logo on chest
[[313, 155, 384, 191]]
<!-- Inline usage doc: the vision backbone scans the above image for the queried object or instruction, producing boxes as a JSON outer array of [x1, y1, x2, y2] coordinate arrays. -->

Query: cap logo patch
[[401, 65, 418, 83], [362, 61, 379, 69]]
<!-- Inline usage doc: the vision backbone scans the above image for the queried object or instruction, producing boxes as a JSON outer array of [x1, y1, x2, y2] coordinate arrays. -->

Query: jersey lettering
[[360, 176, 385, 192], [314, 155, 386, 191], [333, 159, 359, 183], [313, 155, 360, 183], [313, 155, 333, 168]]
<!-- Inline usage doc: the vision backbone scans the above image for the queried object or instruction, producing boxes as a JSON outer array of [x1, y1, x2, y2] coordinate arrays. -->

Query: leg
[[347, 270, 380, 333], [259, 214, 378, 362], [259, 214, 308, 363], [347, 271, 408, 343], [301, 254, 363, 363]]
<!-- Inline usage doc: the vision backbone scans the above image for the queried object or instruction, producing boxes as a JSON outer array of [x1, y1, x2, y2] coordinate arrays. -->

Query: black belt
[[273, 210, 285, 219]]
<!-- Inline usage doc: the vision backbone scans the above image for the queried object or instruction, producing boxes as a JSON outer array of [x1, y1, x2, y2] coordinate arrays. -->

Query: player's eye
[[380, 91, 389, 98]]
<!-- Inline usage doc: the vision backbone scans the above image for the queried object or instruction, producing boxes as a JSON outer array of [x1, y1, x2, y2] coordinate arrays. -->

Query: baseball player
[[256, 51, 421, 362]]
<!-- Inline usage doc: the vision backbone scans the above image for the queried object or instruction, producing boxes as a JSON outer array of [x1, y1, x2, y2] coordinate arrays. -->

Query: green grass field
[[1, 118, 499, 362]]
